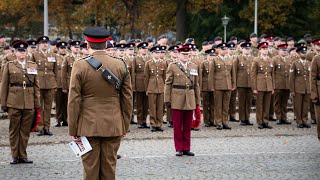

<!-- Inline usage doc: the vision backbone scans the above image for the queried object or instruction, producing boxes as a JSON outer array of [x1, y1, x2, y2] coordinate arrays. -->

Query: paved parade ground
[[0, 113, 319, 180]]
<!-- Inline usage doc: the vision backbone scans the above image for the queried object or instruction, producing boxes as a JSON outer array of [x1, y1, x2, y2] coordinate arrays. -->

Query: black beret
[[12, 40, 28, 50], [168, 45, 179, 52], [69, 40, 81, 47], [304, 34, 311, 39], [27, 39, 38, 47], [216, 43, 228, 49], [241, 42, 252, 48], [126, 42, 135, 49], [150, 46, 162, 52], [115, 43, 126, 49], [230, 36, 237, 41], [137, 42, 148, 49], [80, 42, 87, 48], [56, 41, 67, 48], [205, 48, 215, 54], [214, 36, 222, 42], [227, 41, 236, 49], [250, 33, 257, 38], [296, 46, 307, 53], [175, 41, 182, 46], [202, 41, 208, 46], [287, 37, 294, 41], [37, 36, 50, 43], [106, 41, 114, 49]]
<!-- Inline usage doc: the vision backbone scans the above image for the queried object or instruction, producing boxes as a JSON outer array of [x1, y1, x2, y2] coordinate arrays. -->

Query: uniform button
[[23, 75, 26, 77], [45, 72, 47, 74]]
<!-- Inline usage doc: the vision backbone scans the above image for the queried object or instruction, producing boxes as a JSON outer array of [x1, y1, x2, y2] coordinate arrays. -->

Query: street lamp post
[[221, 15, 230, 43], [44, 0, 48, 36], [254, 0, 258, 34]]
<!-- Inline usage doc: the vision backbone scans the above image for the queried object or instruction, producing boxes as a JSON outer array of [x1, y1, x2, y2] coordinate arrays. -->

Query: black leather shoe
[[163, 121, 168, 124], [10, 158, 19, 164], [297, 124, 304, 128], [62, 121, 68, 126], [204, 123, 211, 127], [269, 117, 276, 121], [117, 155, 121, 159], [240, 120, 247, 126], [245, 120, 253, 126], [277, 120, 283, 125], [191, 128, 200, 131], [263, 124, 273, 129], [303, 124, 311, 128], [223, 124, 231, 130], [138, 123, 150, 129], [19, 158, 33, 164], [258, 125, 264, 129], [229, 116, 239, 122], [44, 129, 53, 136], [183, 151, 195, 156], [151, 128, 157, 132], [156, 127, 164, 132], [55, 123, 61, 127], [216, 125, 223, 130], [176, 151, 183, 156], [282, 119, 292, 125], [130, 121, 137, 125], [168, 122, 173, 128], [311, 120, 317, 124], [37, 130, 44, 136]]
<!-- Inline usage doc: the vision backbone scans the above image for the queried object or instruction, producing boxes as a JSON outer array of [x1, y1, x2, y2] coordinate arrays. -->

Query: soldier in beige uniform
[[272, 44, 292, 125], [165, 45, 179, 127], [1, 40, 40, 164], [31, 36, 58, 136], [234, 42, 254, 126], [164, 45, 200, 156], [208, 43, 236, 130], [251, 42, 273, 129], [144, 46, 167, 132], [250, 33, 259, 57], [307, 39, 320, 124], [55, 42, 68, 127], [132, 42, 149, 128], [310, 39, 320, 141], [68, 27, 132, 180], [290, 46, 311, 128], [80, 42, 89, 58], [227, 42, 239, 122], [201, 49, 215, 127]]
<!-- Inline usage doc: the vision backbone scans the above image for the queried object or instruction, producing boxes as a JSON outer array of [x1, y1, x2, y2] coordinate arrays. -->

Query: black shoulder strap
[[175, 63, 194, 86], [86, 57, 127, 90]]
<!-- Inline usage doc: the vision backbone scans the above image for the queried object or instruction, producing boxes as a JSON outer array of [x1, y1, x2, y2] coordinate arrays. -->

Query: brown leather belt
[[173, 85, 194, 90]]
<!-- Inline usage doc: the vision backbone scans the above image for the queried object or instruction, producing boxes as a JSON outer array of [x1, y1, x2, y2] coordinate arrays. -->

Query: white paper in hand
[[69, 137, 92, 157]]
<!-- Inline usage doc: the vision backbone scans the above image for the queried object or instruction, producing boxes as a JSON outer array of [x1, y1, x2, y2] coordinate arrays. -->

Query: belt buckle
[[186, 85, 190, 90], [23, 81, 26, 89]]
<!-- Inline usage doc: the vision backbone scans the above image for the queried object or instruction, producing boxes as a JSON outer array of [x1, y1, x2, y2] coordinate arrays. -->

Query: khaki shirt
[[200, 58, 211, 91], [208, 55, 236, 90], [68, 51, 133, 137], [272, 55, 290, 90], [1, 60, 40, 109], [234, 54, 253, 88], [144, 59, 167, 94], [132, 55, 149, 92], [61, 54, 81, 90], [251, 56, 273, 91], [31, 51, 58, 89], [55, 54, 65, 88], [289, 58, 311, 94], [164, 61, 201, 110], [310, 55, 320, 100]]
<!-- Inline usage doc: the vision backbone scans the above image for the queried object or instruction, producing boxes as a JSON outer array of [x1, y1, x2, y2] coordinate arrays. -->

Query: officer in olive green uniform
[[208, 43, 236, 130], [165, 45, 179, 127], [55, 42, 68, 127], [289, 46, 311, 128], [144, 46, 167, 132], [31, 36, 58, 136], [310, 38, 320, 141], [132, 42, 149, 128], [201, 49, 215, 127], [227, 42, 239, 122], [272, 44, 292, 125], [233, 42, 254, 126], [1, 40, 40, 164], [251, 42, 273, 129], [307, 39, 320, 124]]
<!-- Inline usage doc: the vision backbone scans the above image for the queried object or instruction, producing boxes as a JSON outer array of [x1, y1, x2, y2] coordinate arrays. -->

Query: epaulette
[[27, 61, 36, 64], [78, 55, 92, 61]]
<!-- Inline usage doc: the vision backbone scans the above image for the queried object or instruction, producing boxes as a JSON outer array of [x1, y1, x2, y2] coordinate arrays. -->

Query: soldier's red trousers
[[172, 109, 193, 152]]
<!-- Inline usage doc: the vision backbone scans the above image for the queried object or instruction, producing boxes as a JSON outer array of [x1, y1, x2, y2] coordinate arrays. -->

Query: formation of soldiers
[[0, 31, 320, 163]]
